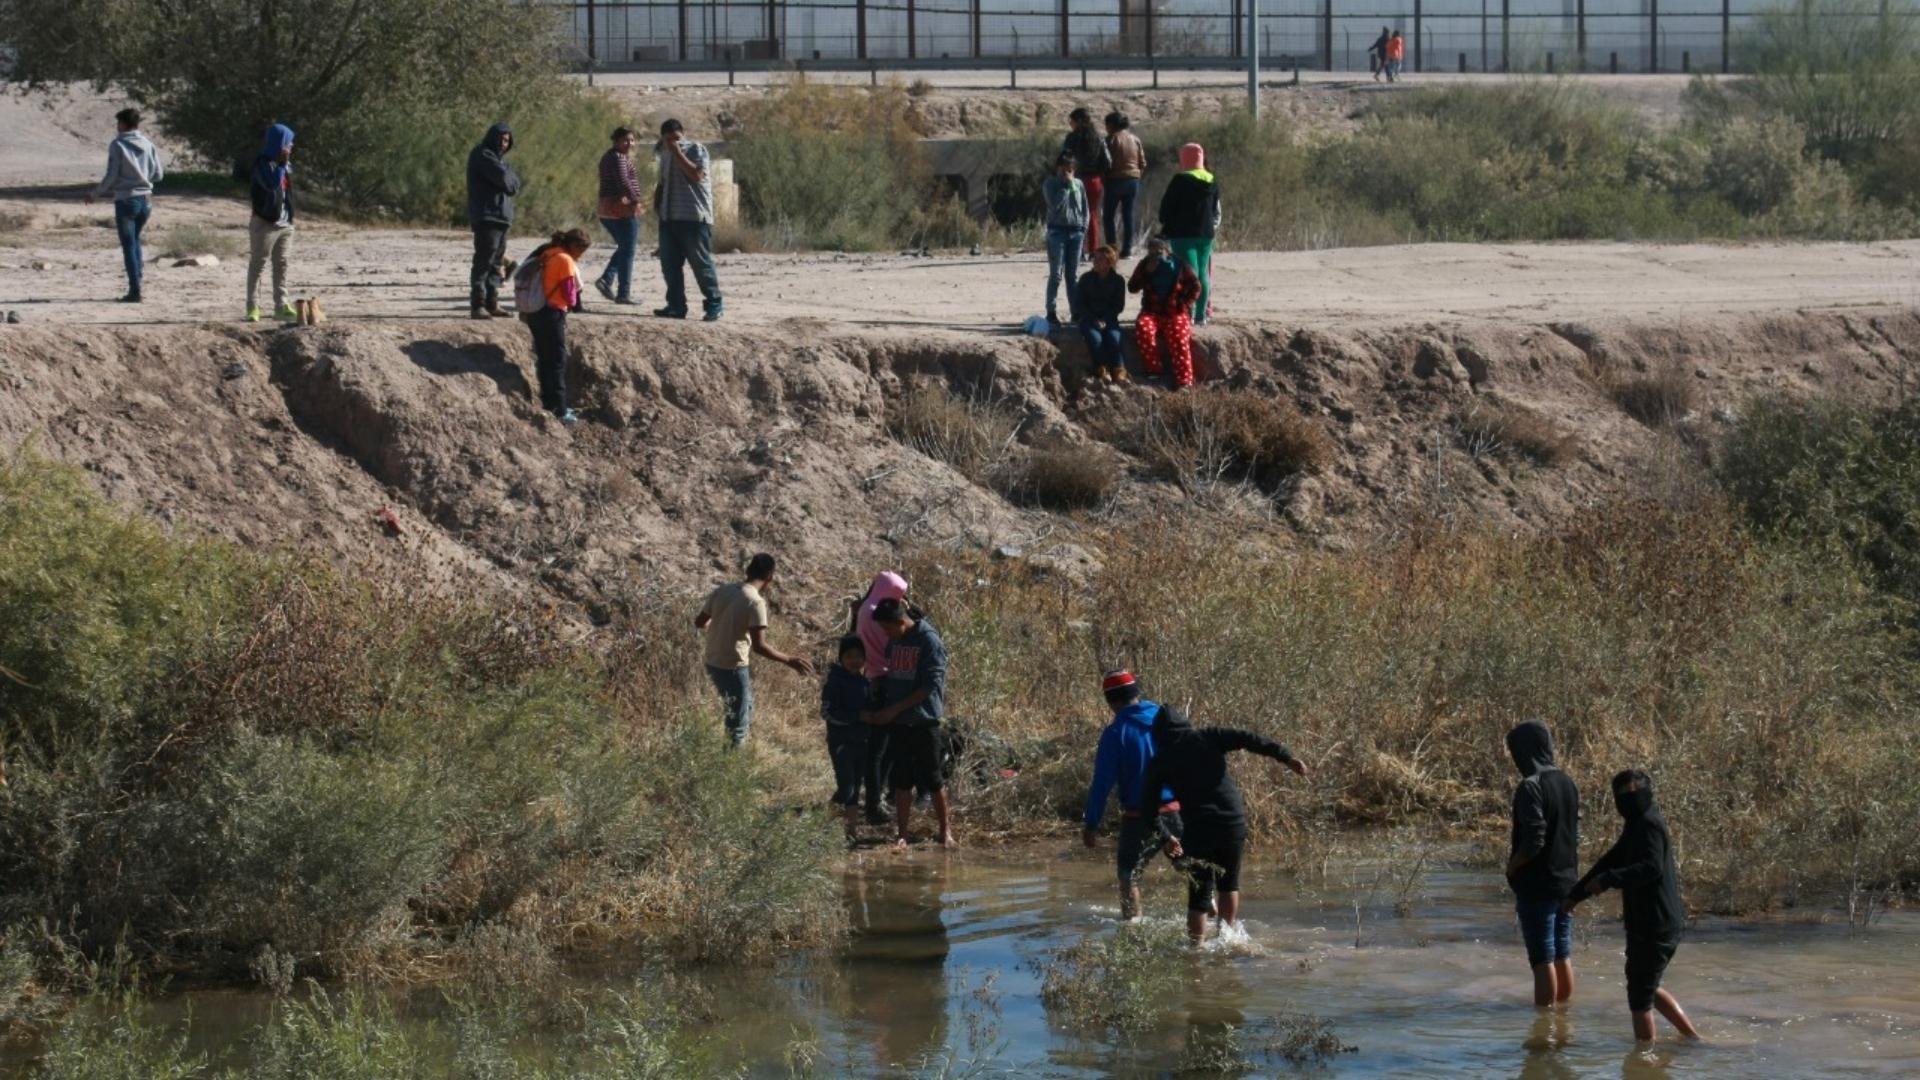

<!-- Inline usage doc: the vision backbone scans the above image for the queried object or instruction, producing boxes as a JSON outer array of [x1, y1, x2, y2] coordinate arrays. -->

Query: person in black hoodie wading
[[467, 122, 522, 319], [1139, 709, 1308, 944], [1565, 769, 1702, 1043], [1505, 720, 1581, 1008]]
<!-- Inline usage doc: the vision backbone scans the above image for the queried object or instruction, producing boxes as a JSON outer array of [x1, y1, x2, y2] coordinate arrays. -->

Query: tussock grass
[[1611, 364, 1701, 427], [1133, 389, 1334, 492], [887, 384, 1021, 483], [1001, 442, 1120, 510], [157, 224, 242, 260], [1458, 400, 1580, 465]]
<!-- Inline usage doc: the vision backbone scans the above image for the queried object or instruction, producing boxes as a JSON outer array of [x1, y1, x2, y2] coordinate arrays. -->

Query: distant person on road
[[822, 635, 872, 838], [593, 126, 645, 306], [518, 228, 591, 424], [855, 571, 912, 824], [1082, 670, 1184, 920], [868, 597, 954, 849], [467, 122, 522, 319], [1506, 720, 1581, 1009], [654, 118, 723, 322], [1062, 107, 1111, 256], [1043, 154, 1089, 327], [1077, 244, 1128, 384], [1367, 26, 1392, 81], [1102, 112, 1145, 258], [1158, 143, 1220, 325], [1385, 30, 1406, 81], [86, 109, 164, 304], [1139, 707, 1308, 944], [245, 123, 297, 323], [695, 553, 815, 748], [1565, 770, 1703, 1044], [1128, 237, 1201, 389]]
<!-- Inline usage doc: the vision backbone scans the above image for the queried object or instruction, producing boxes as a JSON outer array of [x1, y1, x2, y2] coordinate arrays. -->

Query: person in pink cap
[[1157, 142, 1221, 324], [853, 571, 911, 824]]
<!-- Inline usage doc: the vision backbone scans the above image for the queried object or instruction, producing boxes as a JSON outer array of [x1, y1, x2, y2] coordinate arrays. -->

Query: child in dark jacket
[[1506, 720, 1581, 1007], [1565, 770, 1702, 1043], [820, 636, 871, 837], [1077, 245, 1129, 384]]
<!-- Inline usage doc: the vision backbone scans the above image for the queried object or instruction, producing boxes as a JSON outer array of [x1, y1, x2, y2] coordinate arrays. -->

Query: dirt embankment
[[3, 307, 1916, 626]]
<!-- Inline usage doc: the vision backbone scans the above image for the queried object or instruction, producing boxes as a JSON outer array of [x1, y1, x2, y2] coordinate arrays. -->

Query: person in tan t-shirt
[[694, 552, 815, 747]]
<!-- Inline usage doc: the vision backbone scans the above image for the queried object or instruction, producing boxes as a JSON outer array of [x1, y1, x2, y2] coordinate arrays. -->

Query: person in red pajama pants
[[1128, 236, 1202, 388]]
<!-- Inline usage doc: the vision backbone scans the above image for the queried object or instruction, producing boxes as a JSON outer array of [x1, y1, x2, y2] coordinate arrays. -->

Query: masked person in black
[[1565, 769, 1702, 1043], [1505, 720, 1581, 1008], [1139, 708, 1308, 944]]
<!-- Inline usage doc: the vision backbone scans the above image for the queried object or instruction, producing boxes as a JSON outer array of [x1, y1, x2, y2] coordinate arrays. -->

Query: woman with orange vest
[[523, 228, 592, 425]]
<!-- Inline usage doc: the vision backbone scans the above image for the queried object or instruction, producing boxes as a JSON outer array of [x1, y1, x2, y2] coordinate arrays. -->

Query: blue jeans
[[705, 664, 754, 746], [1102, 178, 1141, 257], [114, 197, 151, 295], [1046, 226, 1084, 322], [596, 215, 639, 300], [1079, 318, 1125, 371], [659, 219, 722, 316], [1516, 896, 1574, 967]]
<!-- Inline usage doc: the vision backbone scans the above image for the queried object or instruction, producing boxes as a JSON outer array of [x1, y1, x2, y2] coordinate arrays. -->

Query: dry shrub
[[888, 384, 1020, 483], [1001, 442, 1119, 510], [158, 223, 242, 260], [906, 77, 935, 98], [1610, 363, 1700, 427], [1457, 400, 1580, 466], [1136, 389, 1333, 492]]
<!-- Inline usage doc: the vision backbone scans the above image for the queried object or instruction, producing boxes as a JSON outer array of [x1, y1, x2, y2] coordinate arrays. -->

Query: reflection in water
[[844, 857, 949, 1073], [1516, 1010, 1576, 1080]]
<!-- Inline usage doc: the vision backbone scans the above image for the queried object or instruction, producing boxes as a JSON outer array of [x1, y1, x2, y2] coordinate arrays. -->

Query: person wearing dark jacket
[[245, 123, 297, 323], [1157, 143, 1221, 324], [1082, 670, 1183, 919], [1077, 244, 1128, 383], [870, 597, 953, 849], [1366, 26, 1391, 81], [1565, 770, 1702, 1043], [467, 122, 522, 319], [1140, 707, 1308, 943], [1505, 720, 1581, 1007], [821, 636, 872, 838], [1062, 107, 1111, 255], [1128, 236, 1202, 388]]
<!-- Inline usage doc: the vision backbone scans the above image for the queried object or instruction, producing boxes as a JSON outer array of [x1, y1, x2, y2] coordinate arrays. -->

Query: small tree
[[1725, 0, 1920, 165]]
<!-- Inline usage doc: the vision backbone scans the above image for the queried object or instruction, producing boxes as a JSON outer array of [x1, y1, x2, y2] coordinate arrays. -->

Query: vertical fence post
[[1721, 0, 1731, 72], [1324, 0, 1335, 72], [1501, 0, 1509, 71], [1147, 0, 1156, 62], [908, 0, 917, 59], [586, 0, 597, 82], [972, 0, 982, 58], [1576, 0, 1586, 69], [1649, 0, 1659, 71], [1249, 0, 1261, 119], [1458, 51, 1466, 72], [1609, 51, 1617, 73], [856, 0, 868, 59], [1414, 0, 1424, 72], [678, 0, 689, 60], [1059, 0, 1070, 57]]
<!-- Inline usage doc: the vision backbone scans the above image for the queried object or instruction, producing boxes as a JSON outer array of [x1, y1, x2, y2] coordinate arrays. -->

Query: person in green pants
[[1157, 142, 1221, 324]]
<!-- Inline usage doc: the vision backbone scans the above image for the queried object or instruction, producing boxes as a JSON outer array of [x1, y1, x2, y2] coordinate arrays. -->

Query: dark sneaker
[[557, 408, 580, 426], [702, 307, 723, 323], [470, 307, 490, 321], [653, 307, 687, 319], [593, 278, 615, 302], [118, 291, 142, 304]]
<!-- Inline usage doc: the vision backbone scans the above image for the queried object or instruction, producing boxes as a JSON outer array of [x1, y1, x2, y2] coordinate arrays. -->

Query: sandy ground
[[3, 187, 1915, 332]]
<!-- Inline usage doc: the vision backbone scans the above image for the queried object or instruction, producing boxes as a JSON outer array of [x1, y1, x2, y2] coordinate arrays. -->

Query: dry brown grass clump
[[887, 384, 1021, 483], [1610, 363, 1700, 427], [1001, 442, 1121, 510], [1136, 389, 1334, 491], [1458, 400, 1580, 466]]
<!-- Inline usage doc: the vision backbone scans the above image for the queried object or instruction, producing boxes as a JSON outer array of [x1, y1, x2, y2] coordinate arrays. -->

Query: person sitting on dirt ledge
[[1078, 244, 1129, 384], [1128, 237, 1201, 389], [518, 228, 592, 425], [694, 553, 815, 748], [867, 597, 954, 850]]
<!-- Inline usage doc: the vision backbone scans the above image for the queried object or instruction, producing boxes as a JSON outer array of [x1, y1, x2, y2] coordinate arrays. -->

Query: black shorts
[[1625, 936, 1679, 1013], [1180, 824, 1246, 913], [883, 724, 944, 795], [1116, 810, 1184, 886]]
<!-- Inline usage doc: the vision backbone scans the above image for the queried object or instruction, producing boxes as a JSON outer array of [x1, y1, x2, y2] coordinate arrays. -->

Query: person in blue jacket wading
[[1082, 670, 1185, 919]]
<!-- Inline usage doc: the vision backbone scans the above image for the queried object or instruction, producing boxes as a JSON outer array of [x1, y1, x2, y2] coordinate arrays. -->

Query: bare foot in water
[[893, 835, 911, 850], [938, 832, 958, 849]]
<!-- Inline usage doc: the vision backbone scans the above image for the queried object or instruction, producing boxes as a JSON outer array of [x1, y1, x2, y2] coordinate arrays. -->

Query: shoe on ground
[[593, 278, 615, 302], [1097, 367, 1114, 384], [244, 305, 262, 323], [485, 303, 509, 319], [118, 291, 141, 304], [653, 306, 687, 319], [1115, 368, 1132, 385], [864, 809, 892, 826], [702, 307, 723, 322], [614, 296, 636, 306], [274, 304, 298, 322], [470, 307, 490, 321], [557, 408, 580, 426]]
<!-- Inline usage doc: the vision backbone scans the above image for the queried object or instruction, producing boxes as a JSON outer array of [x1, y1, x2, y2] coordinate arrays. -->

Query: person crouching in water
[[1564, 770, 1702, 1044], [1140, 707, 1308, 943], [1506, 720, 1580, 1008], [1128, 237, 1201, 389], [821, 636, 871, 839], [1078, 245, 1128, 384], [522, 228, 591, 425], [1082, 670, 1182, 919]]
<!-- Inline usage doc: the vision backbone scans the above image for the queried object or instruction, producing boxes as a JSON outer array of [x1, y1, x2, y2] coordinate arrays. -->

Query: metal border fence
[[541, 0, 1908, 74]]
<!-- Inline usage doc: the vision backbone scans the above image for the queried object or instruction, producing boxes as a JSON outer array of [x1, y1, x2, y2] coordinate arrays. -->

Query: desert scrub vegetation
[[1456, 399, 1580, 466], [1607, 362, 1701, 427], [0, 456, 844, 993], [999, 441, 1122, 510], [1126, 388, 1334, 493], [887, 383, 1023, 483], [902, 490, 1918, 914]]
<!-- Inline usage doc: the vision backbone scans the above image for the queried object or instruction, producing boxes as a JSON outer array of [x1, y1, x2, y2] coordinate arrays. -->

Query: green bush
[[1722, 0, 1920, 166]]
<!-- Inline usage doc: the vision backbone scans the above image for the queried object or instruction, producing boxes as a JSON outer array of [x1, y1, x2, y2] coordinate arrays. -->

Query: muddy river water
[[23, 847, 1920, 1078]]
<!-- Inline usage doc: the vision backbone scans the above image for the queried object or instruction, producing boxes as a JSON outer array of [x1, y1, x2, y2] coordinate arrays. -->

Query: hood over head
[[1613, 769, 1656, 819], [1150, 705, 1192, 741], [258, 123, 294, 162], [483, 122, 513, 153], [1506, 719, 1555, 777], [1178, 143, 1206, 171], [867, 571, 909, 604]]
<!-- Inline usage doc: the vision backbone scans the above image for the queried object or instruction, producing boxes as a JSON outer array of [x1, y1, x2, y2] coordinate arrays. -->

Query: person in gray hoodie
[[85, 109, 165, 303], [466, 122, 521, 318], [1042, 154, 1089, 327]]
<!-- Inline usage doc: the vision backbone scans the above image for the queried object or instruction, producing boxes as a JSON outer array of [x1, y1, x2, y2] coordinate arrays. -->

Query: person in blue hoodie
[[1082, 670, 1184, 919], [245, 123, 296, 323], [821, 635, 872, 839]]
